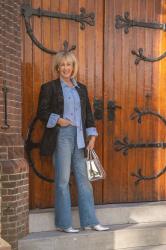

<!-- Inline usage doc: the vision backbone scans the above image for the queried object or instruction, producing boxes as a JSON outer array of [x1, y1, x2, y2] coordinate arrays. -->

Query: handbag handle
[[88, 149, 98, 160], [87, 149, 93, 160], [87, 149, 99, 160]]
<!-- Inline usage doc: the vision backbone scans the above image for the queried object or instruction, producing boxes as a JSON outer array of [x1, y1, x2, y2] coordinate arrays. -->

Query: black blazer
[[37, 78, 96, 155]]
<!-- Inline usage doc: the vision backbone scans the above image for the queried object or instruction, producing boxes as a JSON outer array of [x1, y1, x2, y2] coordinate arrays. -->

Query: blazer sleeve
[[37, 83, 52, 124], [84, 86, 96, 128]]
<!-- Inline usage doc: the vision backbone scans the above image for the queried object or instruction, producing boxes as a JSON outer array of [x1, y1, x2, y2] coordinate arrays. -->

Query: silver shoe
[[93, 224, 110, 231], [57, 227, 79, 233], [83, 224, 109, 231]]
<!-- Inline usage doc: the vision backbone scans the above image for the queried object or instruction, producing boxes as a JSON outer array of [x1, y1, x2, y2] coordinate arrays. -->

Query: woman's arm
[[37, 83, 72, 127]]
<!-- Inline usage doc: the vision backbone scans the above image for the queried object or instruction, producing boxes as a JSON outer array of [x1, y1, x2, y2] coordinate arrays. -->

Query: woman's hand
[[86, 136, 96, 150], [57, 118, 72, 127]]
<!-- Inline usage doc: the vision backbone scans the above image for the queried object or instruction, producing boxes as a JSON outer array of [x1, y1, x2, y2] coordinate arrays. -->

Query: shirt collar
[[60, 77, 80, 88]]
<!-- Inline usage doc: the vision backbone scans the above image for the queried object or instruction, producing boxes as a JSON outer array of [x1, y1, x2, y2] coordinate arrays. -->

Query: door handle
[[107, 100, 121, 121], [93, 98, 103, 120]]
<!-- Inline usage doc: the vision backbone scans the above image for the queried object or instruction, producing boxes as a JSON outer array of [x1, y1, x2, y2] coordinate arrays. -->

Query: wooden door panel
[[22, 0, 104, 208], [104, 0, 166, 203], [22, 0, 166, 209], [158, 0, 166, 200]]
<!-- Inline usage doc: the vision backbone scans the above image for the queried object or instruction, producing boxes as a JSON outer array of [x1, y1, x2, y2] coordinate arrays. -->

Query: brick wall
[[0, 164, 1, 237], [0, 1, 29, 250]]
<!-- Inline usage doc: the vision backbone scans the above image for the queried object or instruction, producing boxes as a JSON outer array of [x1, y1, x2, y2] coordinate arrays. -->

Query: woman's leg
[[53, 127, 74, 229], [71, 145, 99, 227]]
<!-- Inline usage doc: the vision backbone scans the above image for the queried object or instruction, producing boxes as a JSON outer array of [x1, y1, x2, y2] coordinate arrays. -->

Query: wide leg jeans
[[53, 125, 99, 229]]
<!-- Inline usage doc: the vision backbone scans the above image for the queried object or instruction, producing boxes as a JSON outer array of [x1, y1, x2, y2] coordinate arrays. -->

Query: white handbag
[[86, 149, 106, 181]]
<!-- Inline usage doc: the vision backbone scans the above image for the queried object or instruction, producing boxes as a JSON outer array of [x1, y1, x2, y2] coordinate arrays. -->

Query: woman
[[37, 50, 109, 233]]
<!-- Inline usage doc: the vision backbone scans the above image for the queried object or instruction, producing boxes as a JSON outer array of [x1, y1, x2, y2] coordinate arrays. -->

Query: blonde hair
[[53, 51, 78, 78]]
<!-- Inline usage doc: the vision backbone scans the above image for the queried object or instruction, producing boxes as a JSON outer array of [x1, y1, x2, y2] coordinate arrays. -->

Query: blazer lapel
[[52, 79, 64, 115], [75, 85, 87, 122]]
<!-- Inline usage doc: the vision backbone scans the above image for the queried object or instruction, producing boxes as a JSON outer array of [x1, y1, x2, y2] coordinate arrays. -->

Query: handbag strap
[[91, 149, 99, 160], [87, 149, 93, 160], [87, 149, 90, 160], [87, 149, 99, 160]]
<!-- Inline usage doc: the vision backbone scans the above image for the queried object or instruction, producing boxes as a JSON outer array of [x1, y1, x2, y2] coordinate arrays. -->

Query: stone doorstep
[[0, 238, 11, 250], [119, 246, 166, 250], [29, 201, 166, 233], [18, 222, 166, 250]]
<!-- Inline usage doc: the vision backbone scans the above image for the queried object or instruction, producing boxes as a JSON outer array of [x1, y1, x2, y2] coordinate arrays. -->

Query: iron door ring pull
[[25, 116, 54, 183]]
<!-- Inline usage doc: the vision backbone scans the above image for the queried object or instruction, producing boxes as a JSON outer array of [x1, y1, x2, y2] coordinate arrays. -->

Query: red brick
[[0, 134, 23, 146], [2, 200, 17, 208], [8, 91, 21, 102], [3, 195, 17, 202], [0, 154, 8, 160], [0, 147, 7, 153], [8, 147, 24, 159], [7, 113, 21, 120], [1, 175, 9, 181], [0, 126, 21, 134], [7, 188, 19, 195], [2, 182, 17, 189], [1, 1, 29, 249], [8, 173, 22, 181], [1, 216, 8, 223], [1, 189, 8, 195]]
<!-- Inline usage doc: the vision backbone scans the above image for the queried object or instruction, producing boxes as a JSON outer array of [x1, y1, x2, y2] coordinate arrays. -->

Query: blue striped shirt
[[46, 78, 98, 149]]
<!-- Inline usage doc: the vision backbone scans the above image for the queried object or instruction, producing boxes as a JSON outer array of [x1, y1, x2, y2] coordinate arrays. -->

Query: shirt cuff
[[86, 127, 98, 137], [46, 113, 60, 128]]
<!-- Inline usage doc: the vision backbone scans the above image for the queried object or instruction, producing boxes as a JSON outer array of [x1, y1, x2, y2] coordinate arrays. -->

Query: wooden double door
[[22, 0, 166, 209]]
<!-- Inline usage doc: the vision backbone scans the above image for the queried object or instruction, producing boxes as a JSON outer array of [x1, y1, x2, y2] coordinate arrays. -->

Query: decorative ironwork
[[115, 12, 166, 64], [107, 100, 121, 121], [131, 48, 166, 64], [1, 80, 10, 129], [130, 107, 166, 125], [131, 166, 166, 185], [21, 4, 95, 55], [93, 98, 103, 120], [62, 40, 75, 53], [115, 12, 166, 34], [25, 116, 54, 183], [114, 137, 166, 156]]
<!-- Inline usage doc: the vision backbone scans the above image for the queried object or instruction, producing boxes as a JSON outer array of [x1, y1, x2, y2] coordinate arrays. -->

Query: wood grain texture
[[22, 0, 166, 208], [103, 0, 166, 203], [22, 0, 104, 208]]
